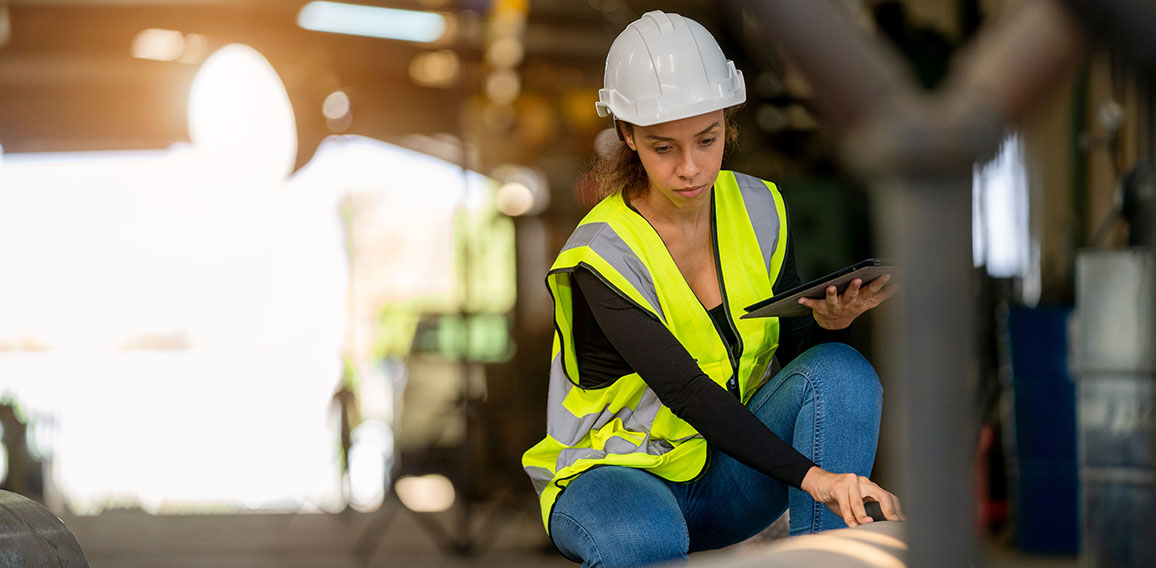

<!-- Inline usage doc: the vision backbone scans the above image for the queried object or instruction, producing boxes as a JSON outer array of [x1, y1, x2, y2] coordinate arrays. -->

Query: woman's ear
[[619, 122, 637, 152]]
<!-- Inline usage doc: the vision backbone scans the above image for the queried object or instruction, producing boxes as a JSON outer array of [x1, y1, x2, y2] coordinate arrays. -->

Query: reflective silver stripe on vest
[[733, 172, 781, 275], [554, 433, 642, 470], [561, 222, 665, 322], [525, 466, 554, 495], [544, 352, 672, 476]]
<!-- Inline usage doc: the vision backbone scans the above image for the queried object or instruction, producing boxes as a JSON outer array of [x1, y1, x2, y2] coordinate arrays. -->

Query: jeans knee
[[612, 530, 688, 567], [552, 511, 688, 568], [550, 467, 689, 567], [802, 343, 882, 404]]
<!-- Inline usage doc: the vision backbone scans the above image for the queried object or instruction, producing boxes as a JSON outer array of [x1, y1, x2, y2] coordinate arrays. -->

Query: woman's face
[[622, 110, 725, 209]]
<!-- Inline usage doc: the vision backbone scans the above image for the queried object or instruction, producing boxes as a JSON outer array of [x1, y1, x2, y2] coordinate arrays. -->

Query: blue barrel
[[1007, 305, 1079, 554]]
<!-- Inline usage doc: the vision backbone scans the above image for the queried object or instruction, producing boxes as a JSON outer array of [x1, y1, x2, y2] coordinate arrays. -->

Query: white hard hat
[[596, 10, 746, 126]]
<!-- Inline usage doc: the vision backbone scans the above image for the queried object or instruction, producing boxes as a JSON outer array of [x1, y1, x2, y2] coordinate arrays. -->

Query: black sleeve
[[572, 268, 817, 488], [773, 231, 853, 369]]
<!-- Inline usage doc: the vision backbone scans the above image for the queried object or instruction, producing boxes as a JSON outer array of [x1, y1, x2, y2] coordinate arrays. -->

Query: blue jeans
[[549, 343, 883, 567]]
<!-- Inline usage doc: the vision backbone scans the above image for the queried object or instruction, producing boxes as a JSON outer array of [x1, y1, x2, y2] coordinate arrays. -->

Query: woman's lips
[[675, 184, 706, 198]]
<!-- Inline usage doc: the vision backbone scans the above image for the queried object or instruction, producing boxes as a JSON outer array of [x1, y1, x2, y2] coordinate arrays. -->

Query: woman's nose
[[676, 150, 698, 179]]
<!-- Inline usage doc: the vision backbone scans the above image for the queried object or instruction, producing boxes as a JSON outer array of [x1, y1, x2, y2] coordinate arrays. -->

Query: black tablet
[[741, 258, 897, 319]]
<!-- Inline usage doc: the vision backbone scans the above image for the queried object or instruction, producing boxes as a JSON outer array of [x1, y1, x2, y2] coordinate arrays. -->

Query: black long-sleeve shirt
[[570, 234, 850, 488]]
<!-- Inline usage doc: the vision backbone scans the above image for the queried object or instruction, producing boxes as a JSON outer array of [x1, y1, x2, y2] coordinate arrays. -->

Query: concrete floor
[[65, 501, 571, 568], [61, 503, 1079, 568]]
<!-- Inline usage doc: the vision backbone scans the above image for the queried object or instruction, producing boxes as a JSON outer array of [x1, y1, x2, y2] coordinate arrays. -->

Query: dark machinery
[[0, 490, 89, 567]]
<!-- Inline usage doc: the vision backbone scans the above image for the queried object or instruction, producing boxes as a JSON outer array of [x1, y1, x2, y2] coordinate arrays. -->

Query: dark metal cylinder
[[0, 490, 89, 567]]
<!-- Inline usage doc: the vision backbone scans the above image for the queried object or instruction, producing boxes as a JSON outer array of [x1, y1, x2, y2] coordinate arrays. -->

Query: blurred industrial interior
[[0, 0, 1153, 566]]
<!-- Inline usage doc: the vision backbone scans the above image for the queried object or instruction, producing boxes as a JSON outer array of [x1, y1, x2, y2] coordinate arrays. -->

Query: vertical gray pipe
[[875, 175, 978, 568]]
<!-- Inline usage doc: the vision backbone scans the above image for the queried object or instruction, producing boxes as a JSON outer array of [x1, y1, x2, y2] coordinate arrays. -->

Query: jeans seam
[[553, 511, 603, 566], [803, 369, 825, 533], [756, 363, 825, 534]]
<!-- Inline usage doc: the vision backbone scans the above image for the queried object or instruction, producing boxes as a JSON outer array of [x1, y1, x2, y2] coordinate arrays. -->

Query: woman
[[522, 10, 902, 567]]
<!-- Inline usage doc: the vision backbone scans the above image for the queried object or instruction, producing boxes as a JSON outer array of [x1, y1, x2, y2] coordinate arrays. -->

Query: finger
[[891, 498, 906, 521], [828, 475, 857, 527], [838, 477, 866, 527], [859, 482, 904, 522], [825, 285, 839, 307], [890, 494, 906, 521], [848, 480, 872, 525], [878, 283, 902, 301], [865, 274, 891, 293], [844, 279, 862, 301], [837, 489, 858, 527], [877, 281, 899, 299], [875, 494, 900, 521], [798, 296, 820, 310]]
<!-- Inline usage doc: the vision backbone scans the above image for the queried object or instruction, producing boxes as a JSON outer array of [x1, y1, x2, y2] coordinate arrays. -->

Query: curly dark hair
[[588, 107, 741, 203]]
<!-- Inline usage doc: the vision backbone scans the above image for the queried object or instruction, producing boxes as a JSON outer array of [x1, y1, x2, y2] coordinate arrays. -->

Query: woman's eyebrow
[[644, 122, 721, 142]]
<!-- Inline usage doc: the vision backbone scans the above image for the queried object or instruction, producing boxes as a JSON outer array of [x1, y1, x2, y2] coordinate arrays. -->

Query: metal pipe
[[1060, 0, 1156, 72], [943, 0, 1087, 127], [739, 0, 916, 133], [695, 520, 907, 567], [873, 175, 978, 568], [735, 1, 1096, 566], [841, 0, 1086, 178]]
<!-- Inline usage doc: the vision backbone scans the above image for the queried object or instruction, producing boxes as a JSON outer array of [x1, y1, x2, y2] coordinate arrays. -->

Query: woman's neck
[[632, 186, 712, 232]]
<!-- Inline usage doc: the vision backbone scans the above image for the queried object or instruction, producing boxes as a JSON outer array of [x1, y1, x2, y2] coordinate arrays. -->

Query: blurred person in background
[[522, 11, 902, 567], [1, 397, 43, 502]]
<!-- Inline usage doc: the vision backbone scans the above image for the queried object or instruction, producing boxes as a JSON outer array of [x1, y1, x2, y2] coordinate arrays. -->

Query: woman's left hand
[[799, 274, 897, 330], [801, 467, 906, 526]]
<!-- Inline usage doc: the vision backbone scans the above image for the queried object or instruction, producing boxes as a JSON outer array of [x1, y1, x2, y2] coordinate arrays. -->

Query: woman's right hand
[[800, 466, 905, 527]]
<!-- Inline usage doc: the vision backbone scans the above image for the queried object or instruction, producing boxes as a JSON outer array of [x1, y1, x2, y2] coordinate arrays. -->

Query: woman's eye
[[654, 145, 672, 153], [700, 137, 716, 146]]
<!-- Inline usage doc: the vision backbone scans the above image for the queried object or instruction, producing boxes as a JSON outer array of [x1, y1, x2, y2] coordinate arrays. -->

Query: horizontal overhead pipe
[[740, 0, 917, 135], [1060, 0, 1156, 72], [841, 0, 1086, 177]]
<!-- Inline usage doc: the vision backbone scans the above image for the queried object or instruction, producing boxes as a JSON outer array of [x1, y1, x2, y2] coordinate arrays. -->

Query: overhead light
[[496, 182, 533, 217], [322, 90, 351, 121], [297, 1, 446, 43], [323, 90, 353, 132], [394, 474, 455, 513], [132, 29, 186, 62], [493, 165, 549, 216], [1, 1, 10, 49], [408, 50, 459, 88], [485, 69, 520, 105], [132, 29, 207, 63]]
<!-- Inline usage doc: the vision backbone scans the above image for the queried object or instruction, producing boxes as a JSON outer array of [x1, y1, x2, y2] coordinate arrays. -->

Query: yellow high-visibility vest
[[522, 170, 790, 532]]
